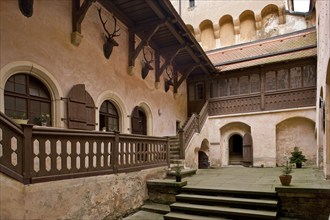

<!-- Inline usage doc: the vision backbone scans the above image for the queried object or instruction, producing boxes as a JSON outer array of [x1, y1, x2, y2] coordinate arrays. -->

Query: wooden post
[[113, 131, 120, 174], [21, 124, 33, 184]]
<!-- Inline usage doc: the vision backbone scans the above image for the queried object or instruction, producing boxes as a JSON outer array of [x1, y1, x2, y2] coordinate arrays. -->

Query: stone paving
[[123, 167, 330, 219], [184, 166, 330, 192]]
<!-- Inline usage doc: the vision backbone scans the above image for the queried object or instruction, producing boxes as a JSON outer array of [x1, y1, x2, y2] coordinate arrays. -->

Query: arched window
[[99, 100, 119, 131], [4, 73, 51, 125]]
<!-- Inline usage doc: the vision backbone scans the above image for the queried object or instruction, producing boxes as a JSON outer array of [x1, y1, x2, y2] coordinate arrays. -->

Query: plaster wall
[[171, 0, 283, 28], [170, 0, 309, 50], [0, 1, 187, 136], [316, 0, 330, 178], [184, 107, 316, 169], [0, 167, 167, 219]]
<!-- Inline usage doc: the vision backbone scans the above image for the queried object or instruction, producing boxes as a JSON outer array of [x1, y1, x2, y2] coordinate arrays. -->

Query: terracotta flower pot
[[279, 175, 292, 186]]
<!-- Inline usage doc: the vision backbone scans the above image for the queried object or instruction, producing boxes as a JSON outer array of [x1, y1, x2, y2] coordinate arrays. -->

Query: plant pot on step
[[175, 175, 182, 182], [296, 163, 302, 168], [279, 175, 292, 186]]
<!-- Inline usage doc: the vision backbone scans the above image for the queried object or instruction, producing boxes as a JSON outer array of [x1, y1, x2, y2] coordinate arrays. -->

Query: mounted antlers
[[97, 7, 120, 59], [141, 46, 154, 79], [165, 65, 174, 92]]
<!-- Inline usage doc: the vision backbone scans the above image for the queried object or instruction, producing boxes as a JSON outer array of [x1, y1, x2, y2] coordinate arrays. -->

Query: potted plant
[[279, 161, 293, 186], [36, 113, 50, 126], [173, 162, 182, 182], [11, 112, 28, 124], [289, 147, 307, 168]]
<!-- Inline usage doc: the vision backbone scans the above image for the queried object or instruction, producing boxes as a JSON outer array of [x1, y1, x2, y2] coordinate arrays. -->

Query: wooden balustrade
[[0, 113, 169, 184]]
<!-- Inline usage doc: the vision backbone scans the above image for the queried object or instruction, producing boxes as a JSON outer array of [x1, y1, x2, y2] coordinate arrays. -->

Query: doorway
[[229, 134, 243, 165]]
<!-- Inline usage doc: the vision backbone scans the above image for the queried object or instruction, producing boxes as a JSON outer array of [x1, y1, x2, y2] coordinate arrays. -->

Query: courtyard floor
[[123, 166, 330, 220], [184, 166, 330, 192]]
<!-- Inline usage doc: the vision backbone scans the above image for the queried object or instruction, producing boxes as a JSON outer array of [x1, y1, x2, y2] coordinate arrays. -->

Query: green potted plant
[[11, 112, 28, 124], [289, 147, 307, 168], [37, 113, 50, 126], [279, 161, 293, 186], [173, 162, 182, 182]]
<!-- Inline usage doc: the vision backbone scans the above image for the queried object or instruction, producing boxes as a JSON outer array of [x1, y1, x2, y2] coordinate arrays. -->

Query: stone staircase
[[168, 136, 197, 178], [169, 135, 181, 161], [164, 186, 278, 220]]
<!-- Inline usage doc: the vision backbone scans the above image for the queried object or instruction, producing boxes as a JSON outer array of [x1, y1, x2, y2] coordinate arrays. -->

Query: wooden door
[[243, 133, 253, 167], [131, 106, 147, 135]]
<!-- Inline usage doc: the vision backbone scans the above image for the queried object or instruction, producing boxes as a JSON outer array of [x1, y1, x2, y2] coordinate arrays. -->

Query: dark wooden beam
[[155, 51, 160, 83], [132, 20, 165, 33], [72, 0, 96, 33], [128, 24, 162, 67], [177, 64, 200, 88], [71, 0, 96, 46], [97, 0, 134, 28]]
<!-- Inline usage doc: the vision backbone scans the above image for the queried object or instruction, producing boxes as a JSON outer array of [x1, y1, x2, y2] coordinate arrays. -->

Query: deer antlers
[[165, 65, 174, 92], [141, 46, 154, 79], [97, 7, 120, 59]]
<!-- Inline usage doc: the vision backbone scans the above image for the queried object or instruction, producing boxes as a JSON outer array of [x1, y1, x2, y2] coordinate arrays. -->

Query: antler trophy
[[141, 46, 154, 79], [165, 65, 174, 92], [97, 7, 120, 59]]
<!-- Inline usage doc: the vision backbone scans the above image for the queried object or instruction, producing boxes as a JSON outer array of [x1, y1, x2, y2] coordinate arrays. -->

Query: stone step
[[176, 193, 278, 209], [141, 202, 170, 214], [167, 169, 197, 178], [182, 186, 277, 199], [123, 210, 164, 220], [164, 212, 227, 220], [170, 202, 277, 219]]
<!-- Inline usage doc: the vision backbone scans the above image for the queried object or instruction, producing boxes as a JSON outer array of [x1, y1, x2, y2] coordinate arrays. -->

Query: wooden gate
[[243, 133, 253, 167]]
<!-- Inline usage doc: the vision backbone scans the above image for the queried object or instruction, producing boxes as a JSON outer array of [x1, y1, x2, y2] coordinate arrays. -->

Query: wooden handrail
[[0, 112, 169, 184]]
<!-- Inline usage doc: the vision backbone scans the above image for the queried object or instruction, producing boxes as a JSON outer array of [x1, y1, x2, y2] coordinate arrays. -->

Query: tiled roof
[[207, 28, 317, 72]]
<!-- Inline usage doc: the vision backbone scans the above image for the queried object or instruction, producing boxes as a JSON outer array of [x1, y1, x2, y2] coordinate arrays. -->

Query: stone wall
[[276, 188, 330, 219], [184, 107, 316, 169], [0, 167, 167, 219]]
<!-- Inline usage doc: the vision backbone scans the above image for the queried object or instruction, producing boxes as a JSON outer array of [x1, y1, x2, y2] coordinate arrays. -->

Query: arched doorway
[[198, 139, 210, 169], [229, 134, 243, 165], [131, 106, 147, 135]]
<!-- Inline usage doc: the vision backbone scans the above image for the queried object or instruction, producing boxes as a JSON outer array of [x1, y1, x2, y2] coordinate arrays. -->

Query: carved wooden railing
[[208, 88, 316, 116], [179, 101, 209, 159], [0, 112, 169, 184]]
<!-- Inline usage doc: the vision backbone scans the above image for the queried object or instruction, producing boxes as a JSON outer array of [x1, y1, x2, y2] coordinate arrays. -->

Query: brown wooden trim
[[0, 164, 24, 183], [72, 0, 96, 33]]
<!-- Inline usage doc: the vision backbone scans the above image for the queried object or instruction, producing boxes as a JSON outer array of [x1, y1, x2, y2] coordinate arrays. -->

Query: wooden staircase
[[164, 186, 278, 220]]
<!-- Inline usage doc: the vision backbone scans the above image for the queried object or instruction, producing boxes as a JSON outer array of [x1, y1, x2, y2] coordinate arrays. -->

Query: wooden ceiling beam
[[177, 64, 200, 88], [129, 24, 162, 67], [97, 0, 134, 28]]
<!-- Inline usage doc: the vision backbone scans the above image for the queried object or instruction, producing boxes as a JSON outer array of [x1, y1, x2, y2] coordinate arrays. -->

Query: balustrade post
[[166, 136, 170, 166], [178, 128, 185, 159], [113, 131, 120, 174], [195, 114, 200, 132], [21, 124, 33, 184]]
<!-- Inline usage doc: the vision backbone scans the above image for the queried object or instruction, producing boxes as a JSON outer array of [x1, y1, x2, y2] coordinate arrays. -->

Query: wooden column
[[22, 124, 33, 184]]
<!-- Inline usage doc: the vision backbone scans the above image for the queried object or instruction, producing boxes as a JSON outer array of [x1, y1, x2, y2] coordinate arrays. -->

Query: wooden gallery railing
[[0, 113, 169, 184], [179, 101, 209, 159]]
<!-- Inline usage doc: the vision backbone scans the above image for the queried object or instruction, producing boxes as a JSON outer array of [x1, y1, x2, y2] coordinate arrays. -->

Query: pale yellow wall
[[171, 0, 309, 50], [184, 107, 316, 168], [0, 1, 187, 136], [0, 167, 167, 219], [276, 117, 316, 166], [316, 0, 330, 178]]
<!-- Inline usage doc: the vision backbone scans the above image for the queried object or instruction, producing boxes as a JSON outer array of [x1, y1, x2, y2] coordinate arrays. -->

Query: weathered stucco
[[316, 0, 330, 178], [184, 107, 316, 169], [0, 0, 187, 136], [0, 167, 167, 219]]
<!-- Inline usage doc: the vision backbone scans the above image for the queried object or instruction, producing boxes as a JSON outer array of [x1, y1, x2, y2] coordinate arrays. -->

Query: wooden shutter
[[131, 106, 147, 135], [67, 84, 96, 130]]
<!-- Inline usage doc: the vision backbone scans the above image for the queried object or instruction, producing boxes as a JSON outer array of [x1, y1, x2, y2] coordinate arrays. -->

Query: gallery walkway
[[123, 167, 330, 220]]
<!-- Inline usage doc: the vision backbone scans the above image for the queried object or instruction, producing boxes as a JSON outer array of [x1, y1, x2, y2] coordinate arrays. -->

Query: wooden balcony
[[0, 113, 169, 184]]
